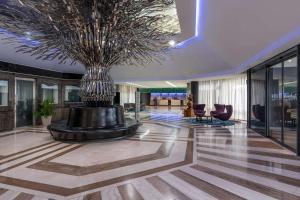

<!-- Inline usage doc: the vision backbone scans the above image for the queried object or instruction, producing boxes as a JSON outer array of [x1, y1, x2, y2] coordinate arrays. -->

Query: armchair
[[252, 104, 265, 122], [193, 104, 206, 120], [210, 104, 225, 116], [212, 105, 233, 121]]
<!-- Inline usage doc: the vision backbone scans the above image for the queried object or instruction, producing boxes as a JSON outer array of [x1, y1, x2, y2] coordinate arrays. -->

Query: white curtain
[[198, 75, 247, 120], [119, 85, 137, 106], [251, 80, 265, 106], [0, 80, 8, 106], [41, 84, 59, 104]]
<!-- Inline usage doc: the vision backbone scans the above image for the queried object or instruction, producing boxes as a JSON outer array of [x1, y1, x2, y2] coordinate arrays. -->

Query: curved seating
[[212, 105, 233, 121], [210, 104, 225, 116], [193, 104, 206, 120], [252, 104, 265, 122]]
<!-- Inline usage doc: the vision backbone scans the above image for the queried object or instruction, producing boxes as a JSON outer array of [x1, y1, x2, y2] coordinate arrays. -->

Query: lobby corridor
[[1, 0, 300, 199], [0, 113, 299, 200]]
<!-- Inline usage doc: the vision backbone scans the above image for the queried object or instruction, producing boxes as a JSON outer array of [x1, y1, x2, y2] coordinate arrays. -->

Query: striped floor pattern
[[0, 119, 299, 199]]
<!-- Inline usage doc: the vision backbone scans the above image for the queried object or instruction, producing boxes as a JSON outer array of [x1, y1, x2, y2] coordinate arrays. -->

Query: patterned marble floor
[[0, 113, 299, 200]]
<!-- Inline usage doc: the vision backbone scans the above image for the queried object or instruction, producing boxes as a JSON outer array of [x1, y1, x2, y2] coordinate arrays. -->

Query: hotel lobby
[[0, 0, 300, 200]]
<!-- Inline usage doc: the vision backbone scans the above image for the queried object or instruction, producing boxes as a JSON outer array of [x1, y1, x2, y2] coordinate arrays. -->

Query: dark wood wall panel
[[0, 68, 82, 131], [0, 72, 15, 131], [0, 112, 14, 131]]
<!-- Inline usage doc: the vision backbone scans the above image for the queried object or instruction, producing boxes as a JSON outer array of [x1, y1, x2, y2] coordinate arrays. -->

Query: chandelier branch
[[0, 0, 175, 67], [0, 0, 176, 103]]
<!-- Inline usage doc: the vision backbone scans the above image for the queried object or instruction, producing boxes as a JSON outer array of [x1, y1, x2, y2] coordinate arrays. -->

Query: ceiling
[[120, 80, 188, 88], [1, 0, 300, 82], [121, 74, 249, 88]]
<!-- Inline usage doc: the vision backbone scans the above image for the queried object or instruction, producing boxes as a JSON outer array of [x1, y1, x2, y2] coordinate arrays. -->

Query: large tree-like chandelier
[[0, 0, 176, 106]]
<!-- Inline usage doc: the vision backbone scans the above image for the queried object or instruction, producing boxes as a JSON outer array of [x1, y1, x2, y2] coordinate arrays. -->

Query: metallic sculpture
[[0, 0, 178, 140], [0, 0, 176, 105]]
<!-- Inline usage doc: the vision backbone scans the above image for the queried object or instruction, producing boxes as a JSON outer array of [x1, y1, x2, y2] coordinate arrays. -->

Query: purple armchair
[[212, 105, 233, 121], [252, 104, 265, 122], [193, 104, 206, 120], [210, 104, 225, 116]]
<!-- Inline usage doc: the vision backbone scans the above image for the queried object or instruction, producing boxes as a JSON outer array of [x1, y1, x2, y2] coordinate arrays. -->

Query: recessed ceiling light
[[166, 81, 177, 88], [288, 59, 292, 63], [168, 40, 176, 47]]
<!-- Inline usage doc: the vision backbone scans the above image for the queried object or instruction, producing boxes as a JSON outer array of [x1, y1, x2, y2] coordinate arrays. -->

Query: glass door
[[267, 57, 298, 151], [283, 57, 297, 150], [250, 68, 266, 135], [16, 78, 35, 127], [268, 63, 283, 142]]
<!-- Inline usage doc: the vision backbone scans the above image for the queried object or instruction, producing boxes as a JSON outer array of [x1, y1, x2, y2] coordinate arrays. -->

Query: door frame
[[267, 62, 284, 143], [248, 46, 299, 155], [15, 77, 36, 128]]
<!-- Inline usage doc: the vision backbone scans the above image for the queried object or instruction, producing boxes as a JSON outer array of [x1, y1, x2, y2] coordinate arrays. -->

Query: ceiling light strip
[[165, 81, 177, 88], [176, 0, 202, 48], [125, 82, 149, 88]]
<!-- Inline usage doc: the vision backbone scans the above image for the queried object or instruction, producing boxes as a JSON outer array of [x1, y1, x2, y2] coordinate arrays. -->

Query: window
[[0, 80, 8, 106], [268, 63, 283, 142], [41, 84, 58, 104], [250, 67, 266, 135], [249, 54, 298, 152], [283, 57, 297, 150], [65, 85, 81, 102]]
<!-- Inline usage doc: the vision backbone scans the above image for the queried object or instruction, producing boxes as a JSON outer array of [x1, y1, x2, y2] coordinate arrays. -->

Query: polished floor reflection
[[0, 110, 299, 200]]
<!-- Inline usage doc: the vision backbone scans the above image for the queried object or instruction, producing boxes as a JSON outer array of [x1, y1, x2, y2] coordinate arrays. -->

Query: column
[[191, 81, 199, 104]]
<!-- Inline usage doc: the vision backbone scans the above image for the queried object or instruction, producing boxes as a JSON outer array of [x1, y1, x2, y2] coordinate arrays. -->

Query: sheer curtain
[[198, 75, 247, 120], [119, 85, 137, 106], [41, 84, 59, 104], [0, 80, 8, 106], [251, 80, 265, 106]]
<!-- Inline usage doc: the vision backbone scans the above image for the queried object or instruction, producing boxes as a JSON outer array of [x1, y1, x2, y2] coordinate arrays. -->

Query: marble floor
[[0, 111, 299, 200]]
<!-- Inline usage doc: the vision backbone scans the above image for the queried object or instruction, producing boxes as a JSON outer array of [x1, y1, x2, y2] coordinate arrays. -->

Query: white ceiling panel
[[0, 0, 300, 81]]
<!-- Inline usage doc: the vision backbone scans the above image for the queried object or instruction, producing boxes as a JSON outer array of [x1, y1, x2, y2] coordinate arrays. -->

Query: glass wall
[[283, 57, 297, 150], [249, 50, 298, 153], [41, 84, 59, 104], [250, 68, 266, 135], [0, 80, 8, 106], [65, 85, 80, 102], [268, 63, 283, 142]]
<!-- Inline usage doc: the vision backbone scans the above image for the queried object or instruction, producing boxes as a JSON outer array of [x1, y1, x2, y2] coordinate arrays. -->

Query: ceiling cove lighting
[[238, 26, 300, 72], [125, 82, 149, 88], [165, 81, 177, 87], [0, 28, 40, 46], [176, 0, 202, 48]]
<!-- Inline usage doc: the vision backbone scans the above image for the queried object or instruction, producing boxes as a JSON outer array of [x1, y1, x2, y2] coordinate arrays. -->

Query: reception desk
[[159, 99, 169, 106], [150, 99, 185, 106], [149, 92, 187, 107], [171, 100, 181, 106]]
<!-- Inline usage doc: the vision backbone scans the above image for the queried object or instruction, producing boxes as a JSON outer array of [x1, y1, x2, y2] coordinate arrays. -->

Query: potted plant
[[34, 99, 55, 127]]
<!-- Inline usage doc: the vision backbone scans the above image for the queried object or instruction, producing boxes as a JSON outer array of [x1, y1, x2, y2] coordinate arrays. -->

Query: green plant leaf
[[35, 99, 55, 117]]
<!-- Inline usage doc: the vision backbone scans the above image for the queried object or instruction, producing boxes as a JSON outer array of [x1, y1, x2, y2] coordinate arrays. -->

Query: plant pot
[[41, 116, 52, 127]]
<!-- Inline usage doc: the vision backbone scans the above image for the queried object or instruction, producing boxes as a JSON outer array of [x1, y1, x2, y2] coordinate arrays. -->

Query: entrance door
[[267, 57, 298, 151], [268, 63, 283, 142], [16, 78, 35, 127], [283, 57, 298, 150]]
